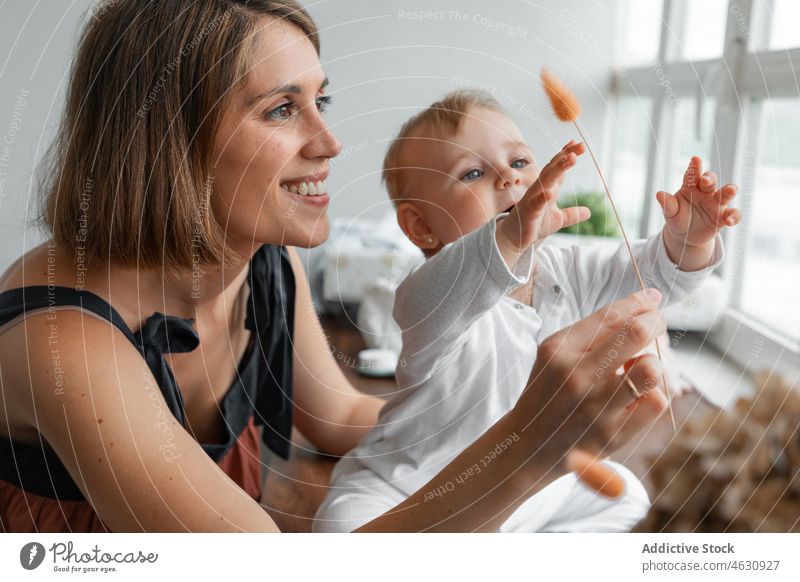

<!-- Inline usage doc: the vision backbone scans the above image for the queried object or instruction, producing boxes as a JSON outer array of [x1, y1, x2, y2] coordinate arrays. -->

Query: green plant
[[557, 191, 622, 237]]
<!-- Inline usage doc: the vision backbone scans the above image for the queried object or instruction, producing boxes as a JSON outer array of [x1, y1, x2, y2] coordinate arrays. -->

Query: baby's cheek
[[523, 166, 540, 185], [442, 201, 493, 240]]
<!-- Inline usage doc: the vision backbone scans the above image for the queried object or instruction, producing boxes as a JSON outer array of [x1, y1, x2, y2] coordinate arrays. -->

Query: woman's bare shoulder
[[0, 306, 142, 443], [0, 241, 88, 292]]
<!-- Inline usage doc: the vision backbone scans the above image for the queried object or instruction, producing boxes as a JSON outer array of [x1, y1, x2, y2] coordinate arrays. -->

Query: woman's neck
[[79, 238, 259, 327], [107, 257, 253, 323]]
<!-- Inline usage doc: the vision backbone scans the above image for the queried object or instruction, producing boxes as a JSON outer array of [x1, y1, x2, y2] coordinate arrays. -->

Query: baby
[[314, 90, 739, 533]]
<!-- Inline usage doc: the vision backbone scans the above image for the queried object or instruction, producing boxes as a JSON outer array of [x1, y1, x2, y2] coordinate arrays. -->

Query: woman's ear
[[396, 201, 439, 253]]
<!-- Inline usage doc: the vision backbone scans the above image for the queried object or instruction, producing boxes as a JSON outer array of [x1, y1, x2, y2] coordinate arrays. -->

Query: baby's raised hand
[[497, 140, 589, 253], [657, 157, 741, 249]]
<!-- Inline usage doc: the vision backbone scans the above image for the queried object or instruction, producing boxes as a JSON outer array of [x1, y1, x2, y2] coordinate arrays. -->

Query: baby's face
[[405, 107, 540, 248]]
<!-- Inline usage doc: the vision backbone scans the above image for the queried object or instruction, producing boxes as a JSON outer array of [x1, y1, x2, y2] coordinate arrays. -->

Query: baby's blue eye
[[511, 159, 528, 169], [461, 169, 483, 181]]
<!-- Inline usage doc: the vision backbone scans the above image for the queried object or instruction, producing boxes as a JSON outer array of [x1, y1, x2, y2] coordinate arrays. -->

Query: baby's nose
[[496, 171, 522, 191]]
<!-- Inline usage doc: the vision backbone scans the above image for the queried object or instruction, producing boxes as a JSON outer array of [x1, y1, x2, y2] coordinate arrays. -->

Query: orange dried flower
[[541, 67, 581, 122]]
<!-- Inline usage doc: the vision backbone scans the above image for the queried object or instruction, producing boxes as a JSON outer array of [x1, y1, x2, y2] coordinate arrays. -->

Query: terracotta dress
[[0, 245, 295, 532]]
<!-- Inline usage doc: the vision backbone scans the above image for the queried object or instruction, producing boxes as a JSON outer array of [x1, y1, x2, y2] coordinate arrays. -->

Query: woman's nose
[[303, 111, 342, 159]]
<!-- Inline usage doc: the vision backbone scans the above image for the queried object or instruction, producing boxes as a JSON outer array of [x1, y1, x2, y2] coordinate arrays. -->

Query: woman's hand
[[512, 287, 668, 476]]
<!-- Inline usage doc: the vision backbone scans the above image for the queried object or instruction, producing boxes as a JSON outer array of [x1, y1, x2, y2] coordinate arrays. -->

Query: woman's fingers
[[588, 308, 667, 381], [609, 353, 664, 410], [614, 380, 668, 447], [562, 288, 663, 353]]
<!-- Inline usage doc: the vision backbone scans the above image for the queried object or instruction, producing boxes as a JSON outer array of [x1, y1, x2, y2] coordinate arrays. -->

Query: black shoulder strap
[[248, 245, 296, 460], [0, 286, 138, 343]]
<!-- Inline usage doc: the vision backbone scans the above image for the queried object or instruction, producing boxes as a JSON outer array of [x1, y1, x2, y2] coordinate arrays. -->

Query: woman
[[0, 0, 667, 532]]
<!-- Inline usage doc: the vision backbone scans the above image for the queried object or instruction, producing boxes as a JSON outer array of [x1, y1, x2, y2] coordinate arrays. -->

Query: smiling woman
[[0, 0, 668, 533], [40, 0, 337, 270]]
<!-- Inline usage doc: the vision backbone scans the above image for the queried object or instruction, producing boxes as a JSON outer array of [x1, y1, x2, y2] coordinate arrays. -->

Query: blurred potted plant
[[557, 191, 621, 237], [548, 191, 622, 251]]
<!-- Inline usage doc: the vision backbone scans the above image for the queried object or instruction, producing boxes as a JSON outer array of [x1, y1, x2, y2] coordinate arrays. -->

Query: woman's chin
[[285, 219, 330, 249]]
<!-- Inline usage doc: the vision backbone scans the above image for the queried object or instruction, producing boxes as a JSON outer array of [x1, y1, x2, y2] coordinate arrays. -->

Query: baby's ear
[[396, 201, 439, 253]]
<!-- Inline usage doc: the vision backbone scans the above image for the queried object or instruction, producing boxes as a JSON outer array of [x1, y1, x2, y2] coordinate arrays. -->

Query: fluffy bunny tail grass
[[541, 67, 581, 122]]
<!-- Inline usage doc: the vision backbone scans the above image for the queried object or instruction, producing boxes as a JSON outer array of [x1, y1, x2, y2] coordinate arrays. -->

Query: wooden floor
[[260, 314, 718, 532]]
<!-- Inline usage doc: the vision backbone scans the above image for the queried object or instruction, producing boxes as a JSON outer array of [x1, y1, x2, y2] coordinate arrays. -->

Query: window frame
[[611, 0, 800, 370]]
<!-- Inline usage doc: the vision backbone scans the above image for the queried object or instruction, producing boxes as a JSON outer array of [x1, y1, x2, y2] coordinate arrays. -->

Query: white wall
[[304, 0, 621, 221], [0, 1, 96, 273], [0, 0, 620, 272]]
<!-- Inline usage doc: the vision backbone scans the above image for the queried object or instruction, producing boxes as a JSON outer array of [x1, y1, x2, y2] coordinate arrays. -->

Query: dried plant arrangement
[[540, 67, 676, 431], [641, 371, 800, 532]]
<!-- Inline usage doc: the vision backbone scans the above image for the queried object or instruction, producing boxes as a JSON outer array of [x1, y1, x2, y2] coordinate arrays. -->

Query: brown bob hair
[[37, 0, 319, 272]]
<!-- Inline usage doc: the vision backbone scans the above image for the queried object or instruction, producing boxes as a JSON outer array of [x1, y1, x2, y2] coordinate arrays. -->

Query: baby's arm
[[543, 157, 737, 317], [393, 214, 533, 350], [553, 228, 723, 319]]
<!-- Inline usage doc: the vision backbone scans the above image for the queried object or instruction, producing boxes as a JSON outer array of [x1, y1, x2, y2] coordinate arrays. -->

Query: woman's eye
[[265, 96, 332, 121], [265, 102, 294, 120], [461, 169, 483, 181], [316, 95, 332, 113], [511, 158, 529, 169]]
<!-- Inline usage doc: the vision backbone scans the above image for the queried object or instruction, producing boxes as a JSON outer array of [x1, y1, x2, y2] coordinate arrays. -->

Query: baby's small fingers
[[699, 171, 717, 193], [718, 183, 738, 203], [723, 207, 741, 227], [656, 191, 680, 219], [682, 156, 703, 189], [560, 206, 591, 229], [541, 152, 575, 181], [563, 140, 586, 156], [558, 152, 578, 169], [519, 186, 555, 220]]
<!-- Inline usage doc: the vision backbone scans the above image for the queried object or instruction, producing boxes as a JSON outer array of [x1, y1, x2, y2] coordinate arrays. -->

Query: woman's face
[[211, 17, 341, 253]]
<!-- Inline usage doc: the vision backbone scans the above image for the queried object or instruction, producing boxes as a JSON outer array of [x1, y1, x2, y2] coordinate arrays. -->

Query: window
[[610, 0, 800, 369], [752, 0, 800, 51], [738, 98, 800, 343], [670, 0, 729, 62], [609, 96, 654, 233], [617, 0, 664, 67]]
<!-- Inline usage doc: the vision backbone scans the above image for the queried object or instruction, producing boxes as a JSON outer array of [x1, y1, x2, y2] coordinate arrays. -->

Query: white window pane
[[666, 98, 717, 190], [672, 0, 728, 62], [618, 0, 664, 67], [610, 96, 654, 234], [740, 99, 800, 343], [764, 0, 800, 51]]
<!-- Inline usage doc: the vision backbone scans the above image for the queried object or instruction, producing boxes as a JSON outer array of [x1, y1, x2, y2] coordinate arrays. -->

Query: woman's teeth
[[280, 180, 328, 196]]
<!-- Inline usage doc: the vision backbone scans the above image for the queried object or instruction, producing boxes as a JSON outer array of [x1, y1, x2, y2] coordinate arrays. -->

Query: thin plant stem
[[572, 119, 677, 432]]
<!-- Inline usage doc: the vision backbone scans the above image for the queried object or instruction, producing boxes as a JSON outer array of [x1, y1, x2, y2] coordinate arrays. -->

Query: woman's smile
[[279, 170, 330, 206]]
